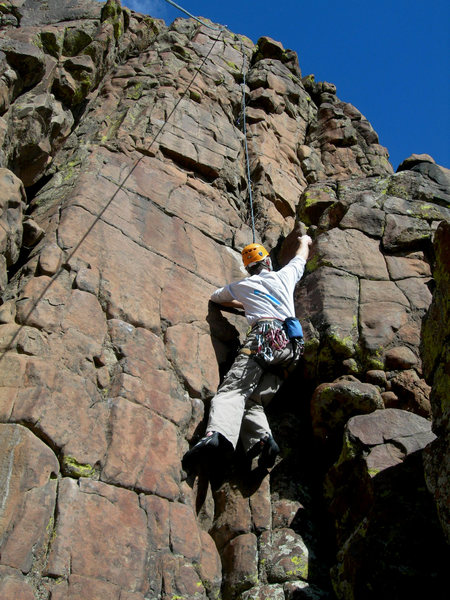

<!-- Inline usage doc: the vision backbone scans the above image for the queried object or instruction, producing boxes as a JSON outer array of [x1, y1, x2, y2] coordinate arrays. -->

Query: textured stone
[[46, 478, 148, 591], [0, 567, 35, 600], [327, 410, 446, 600], [0, 2, 448, 597], [313, 228, 389, 279], [390, 369, 431, 417], [311, 379, 384, 446], [222, 532, 258, 598], [0, 424, 59, 573], [259, 528, 309, 583], [0, 169, 25, 281], [102, 398, 180, 499]]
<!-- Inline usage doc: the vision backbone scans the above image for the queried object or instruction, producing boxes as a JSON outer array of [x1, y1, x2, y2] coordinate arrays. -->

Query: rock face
[[0, 1, 448, 599]]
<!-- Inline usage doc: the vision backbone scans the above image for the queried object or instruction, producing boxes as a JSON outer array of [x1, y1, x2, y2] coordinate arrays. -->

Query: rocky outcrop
[[0, 1, 448, 599], [421, 220, 450, 544]]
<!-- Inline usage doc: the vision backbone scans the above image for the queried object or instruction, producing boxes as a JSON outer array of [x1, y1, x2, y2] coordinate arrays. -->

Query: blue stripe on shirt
[[253, 289, 281, 306]]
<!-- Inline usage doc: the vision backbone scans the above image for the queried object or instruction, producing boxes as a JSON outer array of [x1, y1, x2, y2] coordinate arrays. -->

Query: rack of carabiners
[[255, 322, 289, 361]]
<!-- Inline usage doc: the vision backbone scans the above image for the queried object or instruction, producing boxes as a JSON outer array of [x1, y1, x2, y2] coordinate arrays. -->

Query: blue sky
[[120, 0, 449, 171]]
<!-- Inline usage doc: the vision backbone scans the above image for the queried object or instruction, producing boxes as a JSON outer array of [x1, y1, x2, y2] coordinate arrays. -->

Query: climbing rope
[[0, 11, 225, 363], [164, 0, 257, 241], [238, 38, 256, 243], [164, 0, 226, 31], [0, 0, 258, 362]]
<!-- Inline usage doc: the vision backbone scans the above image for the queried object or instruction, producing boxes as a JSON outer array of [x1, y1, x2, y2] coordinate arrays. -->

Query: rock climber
[[182, 233, 312, 474]]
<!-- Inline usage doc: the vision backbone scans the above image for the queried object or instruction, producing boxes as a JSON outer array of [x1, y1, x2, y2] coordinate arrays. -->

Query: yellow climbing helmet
[[241, 243, 269, 268]]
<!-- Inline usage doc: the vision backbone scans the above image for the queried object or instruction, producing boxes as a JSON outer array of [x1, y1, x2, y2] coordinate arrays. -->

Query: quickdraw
[[255, 321, 289, 361]]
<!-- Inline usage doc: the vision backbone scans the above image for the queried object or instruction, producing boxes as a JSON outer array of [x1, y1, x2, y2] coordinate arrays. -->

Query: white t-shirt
[[210, 255, 306, 325]]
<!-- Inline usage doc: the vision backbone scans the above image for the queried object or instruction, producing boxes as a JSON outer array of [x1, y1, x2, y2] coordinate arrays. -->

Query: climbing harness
[[255, 320, 289, 361]]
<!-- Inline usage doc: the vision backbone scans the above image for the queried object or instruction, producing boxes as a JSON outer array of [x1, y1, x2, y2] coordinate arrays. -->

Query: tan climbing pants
[[207, 322, 300, 453]]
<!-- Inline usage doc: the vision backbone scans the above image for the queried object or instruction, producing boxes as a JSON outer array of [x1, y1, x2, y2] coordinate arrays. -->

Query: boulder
[[326, 409, 447, 600]]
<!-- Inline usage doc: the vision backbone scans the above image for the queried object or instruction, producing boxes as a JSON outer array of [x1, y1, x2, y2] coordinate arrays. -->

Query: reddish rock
[[197, 530, 222, 598], [390, 369, 431, 417], [0, 424, 59, 573], [222, 532, 258, 598], [314, 228, 389, 279], [16, 274, 71, 332], [169, 501, 202, 561], [165, 322, 220, 399], [46, 478, 148, 592], [38, 242, 63, 275], [210, 482, 252, 550], [385, 252, 431, 280], [0, 567, 35, 600], [311, 379, 383, 445], [249, 475, 272, 533], [359, 300, 408, 352], [365, 369, 388, 389], [381, 390, 399, 407], [139, 494, 170, 550], [259, 528, 309, 583], [0, 1, 447, 596], [102, 398, 180, 499], [157, 552, 208, 599], [385, 346, 418, 370], [107, 321, 191, 425], [50, 574, 123, 600], [272, 499, 303, 529], [0, 169, 25, 283], [11, 361, 109, 466], [396, 276, 432, 311]]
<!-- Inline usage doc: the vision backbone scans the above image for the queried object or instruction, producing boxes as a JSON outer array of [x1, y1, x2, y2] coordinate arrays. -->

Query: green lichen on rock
[[327, 328, 357, 359], [63, 27, 93, 57], [126, 81, 143, 100], [286, 554, 308, 580], [101, 0, 125, 40], [189, 89, 201, 103], [386, 179, 410, 200], [39, 30, 64, 58], [101, 0, 122, 22], [305, 253, 321, 273], [62, 456, 95, 478]]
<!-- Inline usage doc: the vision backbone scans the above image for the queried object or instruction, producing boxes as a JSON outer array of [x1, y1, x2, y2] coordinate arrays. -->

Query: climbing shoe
[[182, 431, 230, 474], [248, 435, 280, 469]]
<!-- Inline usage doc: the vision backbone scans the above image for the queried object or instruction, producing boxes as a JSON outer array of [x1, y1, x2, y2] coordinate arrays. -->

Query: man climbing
[[182, 233, 312, 474]]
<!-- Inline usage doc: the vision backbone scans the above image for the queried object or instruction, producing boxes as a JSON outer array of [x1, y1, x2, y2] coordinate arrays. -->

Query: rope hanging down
[[0, 13, 225, 364], [1, 1, 255, 363], [163, 0, 257, 242], [164, 0, 226, 31], [239, 41, 256, 243]]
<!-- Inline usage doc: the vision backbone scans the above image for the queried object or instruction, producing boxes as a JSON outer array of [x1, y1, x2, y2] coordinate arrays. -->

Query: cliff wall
[[0, 2, 448, 599]]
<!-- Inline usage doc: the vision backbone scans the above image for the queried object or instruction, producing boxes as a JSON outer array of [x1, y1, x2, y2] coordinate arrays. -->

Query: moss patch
[[62, 456, 95, 478]]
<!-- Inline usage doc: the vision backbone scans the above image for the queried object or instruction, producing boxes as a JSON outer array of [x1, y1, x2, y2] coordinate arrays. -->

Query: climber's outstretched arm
[[218, 299, 244, 310]]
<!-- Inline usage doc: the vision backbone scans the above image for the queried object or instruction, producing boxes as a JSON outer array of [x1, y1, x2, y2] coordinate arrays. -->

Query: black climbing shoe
[[247, 435, 280, 469], [182, 431, 229, 474], [259, 435, 280, 469]]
